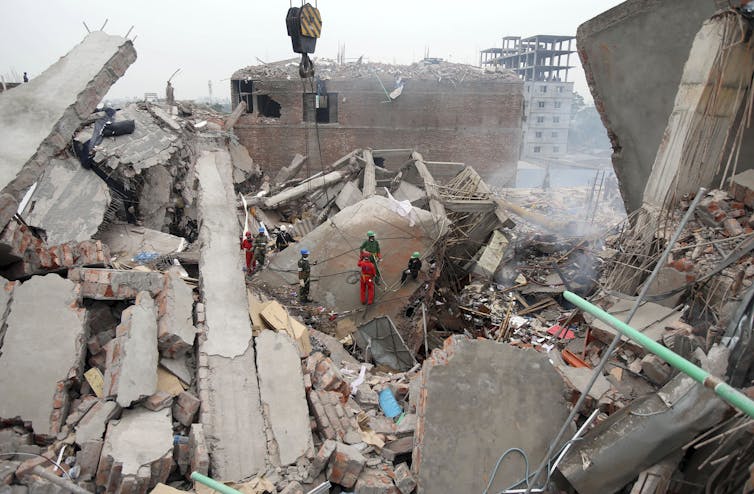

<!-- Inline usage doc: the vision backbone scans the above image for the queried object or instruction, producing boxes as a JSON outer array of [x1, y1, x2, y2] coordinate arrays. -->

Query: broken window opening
[[537, 101, 545, 108], [536, 116, 545, 124], [256, 94, 281, 118], [303, 92, 338, 123], [235, 79, 254, 113], [554, 101, 562, 109]]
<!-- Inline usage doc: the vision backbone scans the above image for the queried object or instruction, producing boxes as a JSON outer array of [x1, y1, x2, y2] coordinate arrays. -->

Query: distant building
[[480, 35, 575, 160], [229, 59, 524, 185]]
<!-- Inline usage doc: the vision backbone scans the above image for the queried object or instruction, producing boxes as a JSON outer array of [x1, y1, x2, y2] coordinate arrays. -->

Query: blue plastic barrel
[[378, 388, 403, 419]]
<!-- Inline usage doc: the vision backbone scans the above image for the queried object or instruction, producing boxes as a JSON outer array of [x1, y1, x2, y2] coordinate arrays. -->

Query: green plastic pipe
[[563, 290, 754, 420], [190, 472, 243, 494]]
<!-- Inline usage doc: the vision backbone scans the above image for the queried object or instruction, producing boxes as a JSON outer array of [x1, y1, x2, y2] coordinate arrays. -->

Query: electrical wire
[[0, 452, 72, 480]]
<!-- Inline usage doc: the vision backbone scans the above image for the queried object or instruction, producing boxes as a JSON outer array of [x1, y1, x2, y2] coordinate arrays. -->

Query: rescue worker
[[275, 225, 295, 251], [298, 249, 313, 303], [401, 252, 422, 284], [253, 227, 268, 271], [240, 231, 253, 272], [357, 251, 377, 305], [359, 231, 382, 284]]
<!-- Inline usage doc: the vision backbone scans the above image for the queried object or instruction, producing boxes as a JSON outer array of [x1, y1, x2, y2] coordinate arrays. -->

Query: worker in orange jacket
[[357, 251, 377, 305], [240, 231, 254, 271]]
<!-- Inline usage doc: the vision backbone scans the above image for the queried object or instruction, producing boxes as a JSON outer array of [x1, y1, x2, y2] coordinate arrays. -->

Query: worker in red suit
[[358, 251, 377, 305], [240, 231, 254, 272]]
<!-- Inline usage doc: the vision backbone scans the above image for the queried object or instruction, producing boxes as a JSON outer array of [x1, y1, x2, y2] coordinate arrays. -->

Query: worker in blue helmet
[[253, 227, 268, 271], [298, 248, 313, 303]]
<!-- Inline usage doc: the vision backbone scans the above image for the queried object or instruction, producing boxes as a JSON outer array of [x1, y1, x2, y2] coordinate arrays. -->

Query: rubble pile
[[233, 58, 520, 85]]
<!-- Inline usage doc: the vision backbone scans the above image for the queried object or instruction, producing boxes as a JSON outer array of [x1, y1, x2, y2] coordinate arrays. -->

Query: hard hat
[[411, 252, 420, 258], [367, 231, 375, 237], [301, 249, 309, 256], [361, 251, 370, 259], [279, 225, 286, 232], [245, 231, 252, 237], [258, 227, 265, 233]]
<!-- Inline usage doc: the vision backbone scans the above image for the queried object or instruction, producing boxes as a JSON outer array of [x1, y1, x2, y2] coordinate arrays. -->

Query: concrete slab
[[97, 224, 186, 260], [256, 330, 313, 466], [0, 32, 135, 217], [21, 157, 110, 245], [587, 299, 683, 348], [257, 195, 446, 321], [412, 336, 569, 493], [104, 292, 159, 407], [75, 400, 120, 445], [156, 270, 197, 357], [335, 180, 362, 210], [99, 407, 173, 486], [472, 230, 509, 278], [392, 181, 426, 206], [0, 275, 85, 436], [195, 145, 267, 480], [159, 355, 191, 385]]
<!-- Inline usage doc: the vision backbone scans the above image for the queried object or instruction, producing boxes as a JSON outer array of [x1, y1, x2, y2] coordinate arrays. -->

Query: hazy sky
[[0, 1, 623, 102]]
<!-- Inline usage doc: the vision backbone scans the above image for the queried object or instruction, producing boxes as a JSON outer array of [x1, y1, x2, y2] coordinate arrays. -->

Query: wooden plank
[[84, 368, 105, 398], [260, 301, 312, 357], [156, 366, 186, 396]]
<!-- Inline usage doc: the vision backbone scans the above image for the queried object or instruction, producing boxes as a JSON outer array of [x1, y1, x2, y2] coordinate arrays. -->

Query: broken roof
[[232, 57, 520, 83]]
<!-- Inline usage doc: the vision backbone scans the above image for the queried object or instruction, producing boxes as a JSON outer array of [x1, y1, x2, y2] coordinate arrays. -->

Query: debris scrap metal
[[0, 5, 754, 494]]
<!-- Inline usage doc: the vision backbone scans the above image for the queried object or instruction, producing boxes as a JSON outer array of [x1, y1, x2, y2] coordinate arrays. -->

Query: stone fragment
[[279, 481, 304, 494], [354, 468, 400, 494], [381, 437, 414, 462], [326, 443, 365, 489], [172, 391, 200, 427], [307, 440, 336, 480], [308, 390, 362, 445], [144, 392, 173, 412], [641, 354, 674, 385], [393, 463, 416, 494], [76, 439, 103, 481]]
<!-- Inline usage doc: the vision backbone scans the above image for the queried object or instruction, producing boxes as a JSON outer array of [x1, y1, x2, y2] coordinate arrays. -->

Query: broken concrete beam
[[188, 424, 210, 477], [0, 32, 136, 230], [393, 463, 416, 494], [308, 390, 361, 445], [354, 468, 400, 494], [256, 330, 313, 466], [412, 336, 568, 493], [472, 230, 509, 278], [68, 268, 164, 300], [411, 152, 445, 219], [223, 100, 247, 131], [260, 170, 348, 209], [172, 391, 200, 427], [103, 291, 159, 407], [335, 180, 363, 210], [275, 154, 308, 186], [0, 275, 85, 437], [156, 270, 197, 357], [20, 157, 111, 245], [75, 400, 120, 445], [326, 442, 366, 489], [196, 146, 267, 480], [96, 407, 174, 494], [362, 150, 377, 199]]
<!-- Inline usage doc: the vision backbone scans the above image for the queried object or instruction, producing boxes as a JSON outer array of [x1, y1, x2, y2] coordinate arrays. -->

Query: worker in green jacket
[[359, 231, 382, 283]]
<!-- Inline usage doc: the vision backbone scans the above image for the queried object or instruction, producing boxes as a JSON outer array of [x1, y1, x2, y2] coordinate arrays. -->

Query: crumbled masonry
[[2, 6, 754, 493]]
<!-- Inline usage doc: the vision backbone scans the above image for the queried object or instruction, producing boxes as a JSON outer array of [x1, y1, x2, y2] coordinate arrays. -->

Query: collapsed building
[[1, 1, 754, 494], [230, 59, 524, 185]]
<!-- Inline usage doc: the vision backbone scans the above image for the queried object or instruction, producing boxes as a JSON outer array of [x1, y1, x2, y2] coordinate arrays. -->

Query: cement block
[[256, 330, 313, 466], [326, 442, 366, 489], [393, 463, 416, 494], [103, 291, 159, 407], [0, 275, 85, 437]]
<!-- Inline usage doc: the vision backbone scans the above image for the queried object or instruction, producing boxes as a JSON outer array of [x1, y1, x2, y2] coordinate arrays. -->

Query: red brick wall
[[233, 78, 523, 186]]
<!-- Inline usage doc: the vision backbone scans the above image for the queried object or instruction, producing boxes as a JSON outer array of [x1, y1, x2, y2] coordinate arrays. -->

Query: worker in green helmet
[[359, 231, 382, 284], [401, 251, 422, 284]]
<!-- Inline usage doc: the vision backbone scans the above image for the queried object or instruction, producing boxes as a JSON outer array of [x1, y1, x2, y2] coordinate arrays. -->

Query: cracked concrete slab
[[21, 157, 110, 245], [97, 224, 186, 260], [413, 337, 569, 493], [256, 330, 313, 466], [0, 31, 135, 226], [0, 275, 85, 436], [196, 144, 267, 480]]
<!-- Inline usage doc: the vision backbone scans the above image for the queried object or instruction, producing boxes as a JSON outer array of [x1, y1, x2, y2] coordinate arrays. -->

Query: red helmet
[[360, 251, 370, 259], [245, 231, 252, 237]]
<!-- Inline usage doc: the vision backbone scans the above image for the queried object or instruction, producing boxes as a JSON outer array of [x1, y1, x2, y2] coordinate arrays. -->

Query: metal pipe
[[190, 472, 243, 494], [564, 290, 754, 419], [31, 466, 90, 494], [526, 187, 707, 493]]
